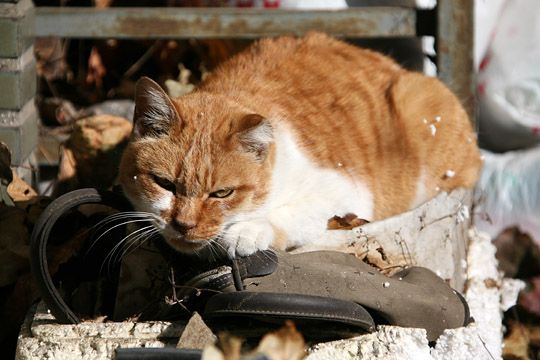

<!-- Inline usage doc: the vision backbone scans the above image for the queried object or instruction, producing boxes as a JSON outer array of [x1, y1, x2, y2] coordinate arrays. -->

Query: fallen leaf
[[202, 332, 242, 360], [484, 278, 499, 289], [86, 46, 106, 89], [7, 171, 38, 203], [327, 213, 369, 230], [254, 321, 306, 360], [55, 115, 132, 194], [503, 321, 530, 360]]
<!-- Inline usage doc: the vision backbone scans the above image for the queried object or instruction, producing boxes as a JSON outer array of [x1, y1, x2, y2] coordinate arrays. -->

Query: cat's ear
[[133, 77, 179, 138], [235, 114, 274, 161]]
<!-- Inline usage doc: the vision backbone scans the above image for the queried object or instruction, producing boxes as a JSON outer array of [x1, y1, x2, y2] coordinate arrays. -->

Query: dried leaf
[[202, 333, 242, 360], [503, 321, 530, 360], [7, 171, 38, 203], [55, 115, 132, 194], [165, 64, 195, 98], [57, 146, 77, 183], [484, 278, 499, 289], [254, 321, 306, 360], [86, 47, 107, 89], [327, 213, 369, 230]]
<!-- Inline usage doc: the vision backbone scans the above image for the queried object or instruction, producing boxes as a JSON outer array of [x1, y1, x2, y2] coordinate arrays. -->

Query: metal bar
[[35, 7, 416, 39], [437, 0, 475, 122]]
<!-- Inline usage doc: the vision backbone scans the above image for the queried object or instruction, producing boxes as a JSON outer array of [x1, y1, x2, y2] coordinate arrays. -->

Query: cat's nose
[[172, 219, 197, 232]]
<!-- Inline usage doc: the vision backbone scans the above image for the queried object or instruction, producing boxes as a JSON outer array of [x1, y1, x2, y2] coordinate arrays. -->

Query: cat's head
[[119, 77, 274, 253]]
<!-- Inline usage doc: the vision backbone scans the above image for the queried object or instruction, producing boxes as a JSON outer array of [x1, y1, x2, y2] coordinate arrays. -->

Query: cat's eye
[[209, 188, 234, 198], [152, 174, 176, 193]]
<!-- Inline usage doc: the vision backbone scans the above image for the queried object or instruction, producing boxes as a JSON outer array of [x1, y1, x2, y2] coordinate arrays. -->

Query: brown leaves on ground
[[503, 321, 540, 360], [55, 114, 132, 195], [327, 213, 369, 230], [7, 173, 38, 203]]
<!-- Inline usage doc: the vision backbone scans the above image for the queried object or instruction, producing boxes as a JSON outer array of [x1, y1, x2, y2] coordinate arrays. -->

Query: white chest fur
[[219, 126, 374, 257], [263, 128, 374, 248]]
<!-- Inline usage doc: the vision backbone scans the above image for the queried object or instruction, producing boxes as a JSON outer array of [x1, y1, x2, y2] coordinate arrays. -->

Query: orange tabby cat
[[119, 32, 482, 258]]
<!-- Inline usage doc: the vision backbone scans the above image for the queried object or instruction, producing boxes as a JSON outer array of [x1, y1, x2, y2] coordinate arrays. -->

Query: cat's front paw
[[220, 221, 274, 258]]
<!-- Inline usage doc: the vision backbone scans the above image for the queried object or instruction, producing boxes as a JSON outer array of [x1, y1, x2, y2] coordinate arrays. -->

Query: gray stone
[[0, 0, 34, 58], [0, 100, 38, 164], [0, 47, 36, 109], [16, 302, 184, 360], [177, 312, 216, 350]]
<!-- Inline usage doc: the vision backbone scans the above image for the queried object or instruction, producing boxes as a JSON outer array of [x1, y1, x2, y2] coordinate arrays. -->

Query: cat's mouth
[[161, 226, 213, 253], [163, 233, 209, 252]]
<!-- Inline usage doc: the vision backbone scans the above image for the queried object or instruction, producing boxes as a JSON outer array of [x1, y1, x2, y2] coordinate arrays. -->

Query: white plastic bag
[[477, 0, 540, 151], [474, 147, 540, 244]]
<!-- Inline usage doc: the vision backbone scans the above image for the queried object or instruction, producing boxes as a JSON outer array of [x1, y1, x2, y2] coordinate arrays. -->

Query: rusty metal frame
[[35, 7, 416, 39], [32, 3, 475, 121], [437, 0, 475, 120]]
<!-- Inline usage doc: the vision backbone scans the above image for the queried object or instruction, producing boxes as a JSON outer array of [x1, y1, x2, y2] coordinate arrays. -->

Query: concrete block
[[0, 0, 34, 58], [293, 189, 472, 290], [16, 303, 184, 360], [16, 227, 514, 360], [0, 99, 38, 164], [0, 47, 36, 109]]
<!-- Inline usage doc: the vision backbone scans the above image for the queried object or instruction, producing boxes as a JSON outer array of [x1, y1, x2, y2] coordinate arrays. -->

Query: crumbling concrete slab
[[306, 229, 524, 360], [295, 189, 472, 290], [16, 303, 185, 360], [16, 190, 517, 359]]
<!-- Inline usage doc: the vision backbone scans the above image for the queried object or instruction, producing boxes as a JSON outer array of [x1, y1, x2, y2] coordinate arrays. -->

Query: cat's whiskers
[[86, 217, 155, 258], [101, 224, 155, 276], [113, 225, 159, 264], [207, 237, 228, 260], [92, 211, 158, 232], [118, 228, 160, 263]]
